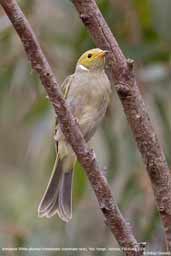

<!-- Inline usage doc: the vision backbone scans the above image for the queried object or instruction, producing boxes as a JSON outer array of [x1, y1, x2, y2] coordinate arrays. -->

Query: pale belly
[[67, 76, 110, 141]]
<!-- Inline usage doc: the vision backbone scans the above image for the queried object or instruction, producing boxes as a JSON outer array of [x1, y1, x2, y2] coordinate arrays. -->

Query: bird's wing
[[54, 75, 74, 150], [61, 75, 73, 99]]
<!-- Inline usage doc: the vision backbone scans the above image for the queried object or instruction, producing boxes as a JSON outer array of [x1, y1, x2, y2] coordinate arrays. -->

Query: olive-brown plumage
[[38, 48, 111, 222]]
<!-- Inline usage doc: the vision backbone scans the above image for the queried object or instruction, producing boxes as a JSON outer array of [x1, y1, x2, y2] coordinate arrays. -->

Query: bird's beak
[[97, 50, 110, 58], [103, 50, 110, 54]]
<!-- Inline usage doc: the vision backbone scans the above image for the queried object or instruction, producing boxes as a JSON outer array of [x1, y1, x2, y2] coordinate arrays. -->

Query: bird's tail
[[38, 155, 74, 222]]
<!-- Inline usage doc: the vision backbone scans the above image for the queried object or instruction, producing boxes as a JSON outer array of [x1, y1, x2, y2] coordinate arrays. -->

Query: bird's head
[[76, 48, 108, 71]]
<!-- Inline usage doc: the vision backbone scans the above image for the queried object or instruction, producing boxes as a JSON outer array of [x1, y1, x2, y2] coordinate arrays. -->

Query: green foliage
[[73, 161, 87, 203]]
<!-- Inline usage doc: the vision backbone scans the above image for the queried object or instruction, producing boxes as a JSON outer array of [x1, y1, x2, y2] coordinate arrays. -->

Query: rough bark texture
[[0, 0, 144, 255], [72, 0, 171, 251]]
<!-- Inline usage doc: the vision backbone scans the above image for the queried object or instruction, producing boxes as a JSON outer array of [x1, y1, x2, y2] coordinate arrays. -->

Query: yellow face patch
[[77, 48, 106, 70]]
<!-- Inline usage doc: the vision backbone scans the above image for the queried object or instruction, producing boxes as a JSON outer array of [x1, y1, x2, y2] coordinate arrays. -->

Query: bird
[[38, 48, 112, 222]]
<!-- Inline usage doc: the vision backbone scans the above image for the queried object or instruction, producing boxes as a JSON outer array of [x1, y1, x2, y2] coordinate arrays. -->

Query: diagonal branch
[[72, 0, 171, 251], [0, 0, 143, 255]]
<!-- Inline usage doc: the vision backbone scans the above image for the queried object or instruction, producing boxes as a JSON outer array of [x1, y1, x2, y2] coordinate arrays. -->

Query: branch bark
[[0, 0, 143, 255], [72, 0, 171, 251]]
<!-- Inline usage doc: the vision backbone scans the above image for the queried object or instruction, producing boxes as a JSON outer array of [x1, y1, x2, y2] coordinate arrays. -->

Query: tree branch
[[72, 0, 171, 251], [0, 0, 143, 255]]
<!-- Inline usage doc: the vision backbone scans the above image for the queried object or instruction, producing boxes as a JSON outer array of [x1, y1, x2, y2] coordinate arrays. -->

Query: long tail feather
[[38, 156, 63, 216], [62, 172, 73, 217], [46, 171, 73, 222], [38, 156, 73, 222]]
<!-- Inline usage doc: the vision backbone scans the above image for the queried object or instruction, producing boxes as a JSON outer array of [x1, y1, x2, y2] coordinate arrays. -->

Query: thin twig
[[0, 0, 143, 255], [72, 0, 171, 251]]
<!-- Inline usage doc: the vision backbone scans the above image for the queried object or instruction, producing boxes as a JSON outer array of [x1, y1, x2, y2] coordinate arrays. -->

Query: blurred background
[[0, 0, 171, 255]]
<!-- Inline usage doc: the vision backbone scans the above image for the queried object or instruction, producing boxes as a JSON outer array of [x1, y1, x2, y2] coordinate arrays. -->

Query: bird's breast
[[67, 70, 111, 123]]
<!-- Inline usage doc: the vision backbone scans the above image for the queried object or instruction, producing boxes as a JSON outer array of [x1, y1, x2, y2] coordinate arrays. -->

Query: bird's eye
[[88, 53, 92, 58]]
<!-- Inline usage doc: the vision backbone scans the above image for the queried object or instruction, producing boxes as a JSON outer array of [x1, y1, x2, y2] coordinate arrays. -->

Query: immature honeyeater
[[38, 48, 112, 222]]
